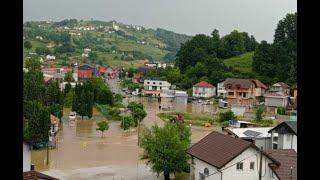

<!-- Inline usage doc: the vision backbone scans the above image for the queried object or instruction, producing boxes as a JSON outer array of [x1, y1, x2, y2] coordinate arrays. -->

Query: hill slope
[[23, 20, 192, 68], [223, 52, 254, 74]]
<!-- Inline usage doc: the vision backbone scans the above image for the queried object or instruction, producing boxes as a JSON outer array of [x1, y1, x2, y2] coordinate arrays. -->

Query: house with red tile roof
[[188, 131, 292, 180], [192, 81, 216, 98]]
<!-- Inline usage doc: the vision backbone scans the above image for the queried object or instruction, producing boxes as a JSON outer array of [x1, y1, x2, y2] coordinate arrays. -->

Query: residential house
[[84, 48, 91, 54], [105, 66, 118, 79], [143, 78, 171, 96], [23, 140, 32, 172], [23, 171, 59, 180], [98, 66, 108, 76], [228, 120, 259, 128], [46, 55, 56, 61], [42, 67, 69, 82], [268, 121, 297, 152], [192, 81, 216, 98], [265, 149, 297, 180], [264, 92, 290, 108], [82, 53, 89, 58], [222, 78, 267, 106], [225, 127, 278, 150], [269, 82, 290, 95], [77, 64, 97, 80], [188, 131, 281, 180], [132, 73, 142, 83]]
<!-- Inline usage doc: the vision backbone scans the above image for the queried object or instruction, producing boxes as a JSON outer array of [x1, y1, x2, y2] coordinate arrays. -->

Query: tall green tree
[[24, 101, 50, 146], [141, 123, 191, 180]]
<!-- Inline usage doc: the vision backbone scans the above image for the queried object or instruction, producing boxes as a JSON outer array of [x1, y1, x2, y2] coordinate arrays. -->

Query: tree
[[72, 82, 94, 119], [35, 47, 51, 55], [255, 107, 265, 121], [64, 71, 74, 82], [24, 41, 32, 49], [141, 123, 191, 180], [96, 120, 109, 137], [121, 116, 134, 130], [88, 51, 98, 63], [24, 101, 50, 146], [219, 111, 235, 122]]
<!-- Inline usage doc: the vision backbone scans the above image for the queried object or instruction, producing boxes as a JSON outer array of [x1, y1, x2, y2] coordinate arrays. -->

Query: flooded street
[[34, 95, 220, 179]]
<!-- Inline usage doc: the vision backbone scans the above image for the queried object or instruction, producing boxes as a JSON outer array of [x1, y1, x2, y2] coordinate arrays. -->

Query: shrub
[[219, 111, 235, 122], [255, 107, 265, 121], [277, 107, 286, 115]]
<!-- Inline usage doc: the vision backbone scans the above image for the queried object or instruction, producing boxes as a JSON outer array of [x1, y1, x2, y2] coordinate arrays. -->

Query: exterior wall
[[217, 82, 226, 98], [278, 134, 297, 152], [192, 157, 221, 180], [23, 143, 31, 172], [191, 147, 277, 180], [144, 80, 171, 91], [265, 97, 288, 107], [231, 106, 246, 116], [254, 138, 272, 151], [193, 87, 216, 98]]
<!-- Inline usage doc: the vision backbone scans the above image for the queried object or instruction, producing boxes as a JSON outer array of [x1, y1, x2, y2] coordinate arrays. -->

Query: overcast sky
[[23, 0, 296, 42]]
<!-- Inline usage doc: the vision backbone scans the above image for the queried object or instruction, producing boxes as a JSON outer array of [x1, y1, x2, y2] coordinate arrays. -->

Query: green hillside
[[223, 52, 254, 74], [23, 20, 192, 68]]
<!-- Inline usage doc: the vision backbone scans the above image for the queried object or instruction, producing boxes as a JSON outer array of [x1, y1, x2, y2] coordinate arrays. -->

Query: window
[[204, 168, 209, 175], [159, 82, 162, 85], [147, 82, 150, 84], [273, 143, 278, 149], [228, 92, 234, 96], [236, 162, 243, 170], [250, 162, 254, 170], [273, 137, 278, 142], [238, 92, 242, 96], [243, 93, 247, 98], [228, 85, 232, 89], [153, 82, 156, 85]]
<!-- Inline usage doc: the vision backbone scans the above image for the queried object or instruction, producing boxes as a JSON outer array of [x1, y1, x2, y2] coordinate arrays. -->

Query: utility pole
[[259, 146, 263, 180]]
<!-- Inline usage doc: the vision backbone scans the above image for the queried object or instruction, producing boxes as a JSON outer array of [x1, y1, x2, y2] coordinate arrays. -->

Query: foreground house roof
[[265, 149, 297, 180], [193, 81, 215, 88], [23, 171, 59, 180], [188, 131, 277, 168], [268, 121, 297, 135]]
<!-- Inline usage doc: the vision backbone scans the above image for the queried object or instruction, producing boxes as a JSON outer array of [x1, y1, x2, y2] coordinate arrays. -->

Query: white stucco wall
[[23, 142, 31, 172], [255, 138, 272, 151], [265, 97, 289, 107], [192, 87, 216, 98], [278, 134, 297, 152], [144, 80, 171, 90], [191, 147, 278, 180]]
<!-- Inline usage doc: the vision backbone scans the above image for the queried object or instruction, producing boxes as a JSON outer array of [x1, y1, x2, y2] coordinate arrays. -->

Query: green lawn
[[157, 111, 219, 126], [223, 52, 254, 74]]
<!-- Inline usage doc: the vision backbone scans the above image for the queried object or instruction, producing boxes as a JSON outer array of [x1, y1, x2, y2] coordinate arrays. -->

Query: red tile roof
[[23, 171, 59, 180], [265, 149, 297, 180], [187, 131, 253, 168], [224, 78, 267, 90], [193, 81, 214, 88]]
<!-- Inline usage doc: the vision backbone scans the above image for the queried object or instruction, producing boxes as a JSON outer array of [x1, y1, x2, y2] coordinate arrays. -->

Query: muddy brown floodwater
[[34, 97, 221, 180]]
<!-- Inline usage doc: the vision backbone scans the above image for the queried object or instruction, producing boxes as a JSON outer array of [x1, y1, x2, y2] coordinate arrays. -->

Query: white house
[[188, 131, 284, 180], [226, 127, 278, 151], [269, 82, 290, 95], [217, 82, 226, 98], [143, 78, 171, 96], [193, 81, 216, 98], [23, 141, 32, 172], [264, 92, 289, 108], [268, 121, 297, 152], [46, 55, 56, 61]]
